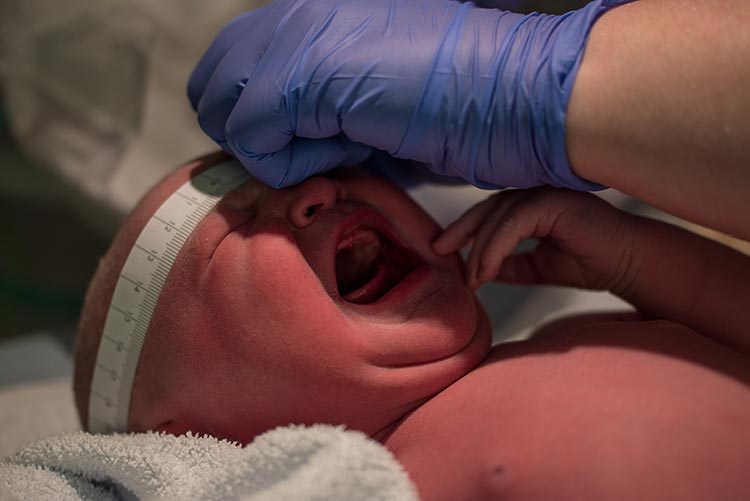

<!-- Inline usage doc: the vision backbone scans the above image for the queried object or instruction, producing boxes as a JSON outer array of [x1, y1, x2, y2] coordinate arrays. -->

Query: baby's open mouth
[[335, 226, 425, 305]]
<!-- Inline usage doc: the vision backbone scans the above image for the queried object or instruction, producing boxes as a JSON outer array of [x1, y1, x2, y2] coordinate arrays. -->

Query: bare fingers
[[433, 189, 541, 289]]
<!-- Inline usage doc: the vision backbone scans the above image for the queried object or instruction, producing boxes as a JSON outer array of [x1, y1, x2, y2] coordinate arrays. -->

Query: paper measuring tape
[[89, 161, 251, 433]]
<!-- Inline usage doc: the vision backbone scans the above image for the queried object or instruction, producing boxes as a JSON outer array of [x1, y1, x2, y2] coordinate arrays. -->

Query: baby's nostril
[[305, 203, 324, 218]]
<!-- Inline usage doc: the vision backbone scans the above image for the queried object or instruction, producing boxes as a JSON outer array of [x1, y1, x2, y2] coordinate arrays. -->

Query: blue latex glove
[[188, 0, 633, 189], [470, 0, 531, 11]]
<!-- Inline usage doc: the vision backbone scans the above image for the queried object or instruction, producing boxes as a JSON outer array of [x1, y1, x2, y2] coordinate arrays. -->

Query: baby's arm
[[616, 214, 750, 355], [433, 188, 750, 356]]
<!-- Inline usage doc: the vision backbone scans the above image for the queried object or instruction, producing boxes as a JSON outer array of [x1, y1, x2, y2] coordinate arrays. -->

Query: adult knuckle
[[496, 213, 520, 234]]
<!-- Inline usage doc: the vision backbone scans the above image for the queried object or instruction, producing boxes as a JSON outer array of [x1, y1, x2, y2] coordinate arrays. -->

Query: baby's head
[[75, 153, 491, 443]]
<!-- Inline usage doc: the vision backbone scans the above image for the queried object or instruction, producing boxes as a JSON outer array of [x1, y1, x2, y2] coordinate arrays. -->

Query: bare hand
[[433, 187, 642, 292]]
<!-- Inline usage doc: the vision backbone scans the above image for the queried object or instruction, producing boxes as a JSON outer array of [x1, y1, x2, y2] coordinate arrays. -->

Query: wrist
[[478, 0, 634, 190], [607, 215, 647, 300]]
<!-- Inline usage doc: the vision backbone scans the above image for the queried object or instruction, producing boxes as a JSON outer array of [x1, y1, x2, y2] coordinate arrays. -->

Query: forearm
[[617, 215, 750, 355], [567, 0, 750, 240]]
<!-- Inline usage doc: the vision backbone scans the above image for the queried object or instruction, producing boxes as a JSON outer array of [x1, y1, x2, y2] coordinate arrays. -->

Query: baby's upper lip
[[334, 208, 411, 261]]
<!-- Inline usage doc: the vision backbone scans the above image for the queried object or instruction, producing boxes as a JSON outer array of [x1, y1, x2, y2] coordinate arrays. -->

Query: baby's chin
[[431, 290, 494, 379], [422, 294, 493, 400]]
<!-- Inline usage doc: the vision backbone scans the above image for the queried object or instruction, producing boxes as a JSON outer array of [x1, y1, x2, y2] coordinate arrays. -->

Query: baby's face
[[128, 156, 491, 443]]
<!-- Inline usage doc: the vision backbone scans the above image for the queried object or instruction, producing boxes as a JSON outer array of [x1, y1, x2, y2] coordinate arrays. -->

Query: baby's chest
[[387, 325, 750, 500]]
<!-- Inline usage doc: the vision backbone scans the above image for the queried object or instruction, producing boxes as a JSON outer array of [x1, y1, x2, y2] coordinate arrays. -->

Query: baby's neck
[[371, 417, 405, 444], [370, 395, 435, 445]]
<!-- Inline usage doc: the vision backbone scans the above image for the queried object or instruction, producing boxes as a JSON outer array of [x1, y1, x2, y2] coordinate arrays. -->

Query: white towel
[[0, 425, 418, 500]]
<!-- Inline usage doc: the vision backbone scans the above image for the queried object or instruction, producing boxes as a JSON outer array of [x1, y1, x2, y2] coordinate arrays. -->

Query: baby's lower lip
[[343, 264, 432, 310], [342, 261, 389, 304]]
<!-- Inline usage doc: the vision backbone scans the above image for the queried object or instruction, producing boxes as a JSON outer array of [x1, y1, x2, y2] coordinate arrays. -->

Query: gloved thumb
[[363, 151, 468, 188], [228, 134, 372, 188]]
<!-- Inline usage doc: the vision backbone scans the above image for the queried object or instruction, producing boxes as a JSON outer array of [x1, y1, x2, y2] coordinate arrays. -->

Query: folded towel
[[0, 425, 418, 500]]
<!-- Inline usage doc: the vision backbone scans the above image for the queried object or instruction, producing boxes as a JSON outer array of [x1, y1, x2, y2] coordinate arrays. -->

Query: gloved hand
[[470, 0, 530, 11], [188, 0, 632, 189]]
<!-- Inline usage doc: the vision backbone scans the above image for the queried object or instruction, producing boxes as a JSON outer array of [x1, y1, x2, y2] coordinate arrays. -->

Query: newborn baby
[[75, 153, 750, 500]]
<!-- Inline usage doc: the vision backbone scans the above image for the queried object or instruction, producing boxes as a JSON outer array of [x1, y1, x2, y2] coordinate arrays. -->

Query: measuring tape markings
[[89, 161, 250, 433]]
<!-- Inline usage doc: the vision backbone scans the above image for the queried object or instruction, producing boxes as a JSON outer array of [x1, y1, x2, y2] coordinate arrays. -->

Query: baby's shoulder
[[387, 313, 750, 500]]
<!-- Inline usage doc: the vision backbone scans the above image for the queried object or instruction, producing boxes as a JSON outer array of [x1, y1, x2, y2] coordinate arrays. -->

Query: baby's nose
[[287, 176, 342, 228]]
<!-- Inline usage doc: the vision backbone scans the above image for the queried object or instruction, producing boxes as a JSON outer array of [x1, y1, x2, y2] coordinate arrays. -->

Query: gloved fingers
[[194, 10, 285, 144], [229, 134, 372, 188], [222, 65, 298, 156], [188, 7, 271, 111], [222, 22, 351, 156]]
